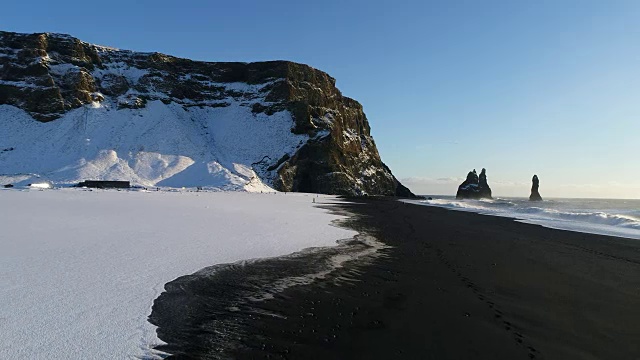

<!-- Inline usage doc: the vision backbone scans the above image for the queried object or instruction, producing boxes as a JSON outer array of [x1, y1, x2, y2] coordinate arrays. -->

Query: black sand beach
[[151, 198, 640, 359]]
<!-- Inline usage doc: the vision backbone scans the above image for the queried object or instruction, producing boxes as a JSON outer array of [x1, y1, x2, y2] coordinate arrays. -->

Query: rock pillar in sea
[[478, 168, 492, 199], [529, 175, 543, 201], [456, 168, 492, 199]]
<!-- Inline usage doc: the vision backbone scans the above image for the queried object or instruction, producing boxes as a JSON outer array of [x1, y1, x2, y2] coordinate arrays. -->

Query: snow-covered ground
[[0, 188, 356, 359]]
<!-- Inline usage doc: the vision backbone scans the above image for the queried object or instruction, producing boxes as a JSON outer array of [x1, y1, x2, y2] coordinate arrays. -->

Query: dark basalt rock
[[75, 180, 130, 189], [99, 73, 129, 96], [529, 175, 543, 201], [456, 168, 492, 199], [0, 30, 417, 197]]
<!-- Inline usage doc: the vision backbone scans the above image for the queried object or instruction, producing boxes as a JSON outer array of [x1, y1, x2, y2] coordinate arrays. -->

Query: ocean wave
[[414, 197, 640, 239], [549, 211, 640, 229]]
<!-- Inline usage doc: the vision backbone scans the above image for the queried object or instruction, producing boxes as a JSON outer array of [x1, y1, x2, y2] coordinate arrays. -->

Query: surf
[[411, 197, 640, 240]]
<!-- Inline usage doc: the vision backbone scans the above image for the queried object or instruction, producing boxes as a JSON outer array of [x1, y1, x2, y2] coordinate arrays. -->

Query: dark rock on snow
[[456, 168, 492, 199], [76, 180, 131, 189], [529, 175, 543, 201]]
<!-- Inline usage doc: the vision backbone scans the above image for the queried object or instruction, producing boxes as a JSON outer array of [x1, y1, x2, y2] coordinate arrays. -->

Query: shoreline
[[405, 197, 640, 241], [0, 190, 355, 359], [151, 197, 640, 359]]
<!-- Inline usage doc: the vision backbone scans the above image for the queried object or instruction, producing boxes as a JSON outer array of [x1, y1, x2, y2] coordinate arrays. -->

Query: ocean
[[410, 196, 640, 240]]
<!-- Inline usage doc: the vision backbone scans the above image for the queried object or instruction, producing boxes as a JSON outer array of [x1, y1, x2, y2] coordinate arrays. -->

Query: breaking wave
[[411, 197, 640, 240]]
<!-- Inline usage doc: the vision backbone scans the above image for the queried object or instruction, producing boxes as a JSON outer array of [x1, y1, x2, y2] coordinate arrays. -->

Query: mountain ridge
[[0, 31, 415, 196]]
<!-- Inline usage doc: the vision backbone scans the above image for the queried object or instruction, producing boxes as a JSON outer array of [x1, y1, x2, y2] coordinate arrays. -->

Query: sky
[[1, 0, 639, 198]]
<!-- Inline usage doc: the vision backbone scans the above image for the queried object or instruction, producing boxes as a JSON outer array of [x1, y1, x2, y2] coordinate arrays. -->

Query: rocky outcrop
[[529, 175, 542, 201], [456, 168, 492, 199], [0, 31, 415, 197]]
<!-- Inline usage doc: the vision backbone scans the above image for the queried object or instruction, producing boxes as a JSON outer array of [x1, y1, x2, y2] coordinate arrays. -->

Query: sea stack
[[456, 168, 492, 199], [529, 175, 543, 201]]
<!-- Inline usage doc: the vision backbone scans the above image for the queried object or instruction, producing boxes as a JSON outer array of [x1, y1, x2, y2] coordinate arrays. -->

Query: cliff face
[[0, 31, 414, 196]]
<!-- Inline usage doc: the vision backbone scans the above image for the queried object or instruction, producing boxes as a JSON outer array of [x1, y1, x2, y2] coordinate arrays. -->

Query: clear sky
[[2, 0, 639, 198]]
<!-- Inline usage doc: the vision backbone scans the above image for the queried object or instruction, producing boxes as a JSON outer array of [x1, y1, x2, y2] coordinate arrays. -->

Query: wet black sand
[[150, 197, 640, 359]]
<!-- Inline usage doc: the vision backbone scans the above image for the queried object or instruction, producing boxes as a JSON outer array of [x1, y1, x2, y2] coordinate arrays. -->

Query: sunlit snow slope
[[0, 101, 310, 191]]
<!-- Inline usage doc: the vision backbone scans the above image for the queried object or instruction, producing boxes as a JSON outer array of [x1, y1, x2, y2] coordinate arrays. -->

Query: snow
[[0, 188, 357, 359], [361, 166, 379, 177], [343, 128, 359, 143], [0, 80, 43, 89], [92, 62, 149, 84], [222, 81, 275, 93], [28, 182, 51, 189], [48, 63, 81, 76], [0, 39, 321, 192], [0, 100, 308, 191]]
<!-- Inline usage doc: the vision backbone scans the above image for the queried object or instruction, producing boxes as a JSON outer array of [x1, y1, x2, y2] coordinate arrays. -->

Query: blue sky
[[2, 0, 639, 198]]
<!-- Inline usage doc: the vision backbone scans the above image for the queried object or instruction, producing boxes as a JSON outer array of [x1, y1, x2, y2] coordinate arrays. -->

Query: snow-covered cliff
[[0, 31, 414, 196]]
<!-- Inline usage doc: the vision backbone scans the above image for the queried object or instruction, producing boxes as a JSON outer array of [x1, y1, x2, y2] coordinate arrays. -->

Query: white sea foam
[[407, 196, 640, 240]]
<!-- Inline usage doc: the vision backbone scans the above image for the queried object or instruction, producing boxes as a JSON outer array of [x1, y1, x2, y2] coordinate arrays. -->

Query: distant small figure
[[529, 175, 543, 201], [312, 198, 316, 203]]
